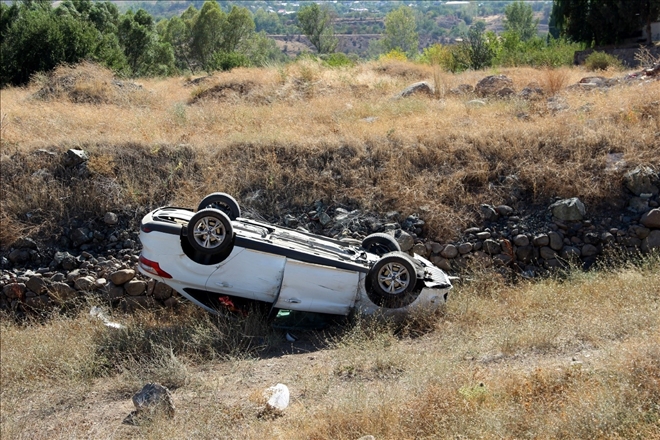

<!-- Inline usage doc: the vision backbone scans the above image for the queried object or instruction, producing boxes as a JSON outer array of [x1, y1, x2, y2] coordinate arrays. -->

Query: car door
[[205, 248, 286, 303], [274, 260, 359, 315]]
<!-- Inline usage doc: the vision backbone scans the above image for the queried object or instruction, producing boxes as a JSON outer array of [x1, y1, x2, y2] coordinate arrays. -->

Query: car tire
[[361, 233, 401, 256], [187, 209, 234, 255], [367, 251, 421, 309], [197, 193, 241, 220]]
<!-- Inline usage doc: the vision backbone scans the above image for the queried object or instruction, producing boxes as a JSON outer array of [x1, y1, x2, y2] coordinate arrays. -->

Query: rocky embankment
[[1, 148, 659, 317]]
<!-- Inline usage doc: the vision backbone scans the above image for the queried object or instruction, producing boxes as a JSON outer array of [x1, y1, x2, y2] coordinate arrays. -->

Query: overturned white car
[[138, 193, 452, 316]]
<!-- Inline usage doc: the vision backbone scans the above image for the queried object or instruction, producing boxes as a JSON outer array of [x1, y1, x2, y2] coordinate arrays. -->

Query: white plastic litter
[[90, 306, 125, 329], [264, 383, 289, 411]]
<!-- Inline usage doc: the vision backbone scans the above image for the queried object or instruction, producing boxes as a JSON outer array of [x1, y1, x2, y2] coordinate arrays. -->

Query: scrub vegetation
[[1, 257, 658, 438]]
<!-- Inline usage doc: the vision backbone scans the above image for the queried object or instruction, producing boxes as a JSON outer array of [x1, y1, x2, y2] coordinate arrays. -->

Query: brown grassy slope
[[1, 261, 659, 439], [1, 61, 659, 245]]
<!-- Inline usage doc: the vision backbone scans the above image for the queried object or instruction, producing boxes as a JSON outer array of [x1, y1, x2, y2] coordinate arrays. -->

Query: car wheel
[[367, 251, 421, 308], [187, 209, 234, 254], [361, 233, 401, 256], [197, 193, 241, 220]]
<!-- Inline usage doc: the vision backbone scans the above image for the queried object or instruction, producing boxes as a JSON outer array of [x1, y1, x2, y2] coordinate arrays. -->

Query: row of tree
[[1, 1, 657, 87], [0, 0, 285, 86]]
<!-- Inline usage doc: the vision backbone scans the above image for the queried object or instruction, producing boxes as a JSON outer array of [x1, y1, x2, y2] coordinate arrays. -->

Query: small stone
[[631, 226, 651, 240], [493, 253, 512, 266], [540, 247, 557, 260], [483, 239, 501, 255], [62, 149, 88, 167], [318, 212, 332, 226], [548, 231, 563, 251], [412, 243, 428, 257], [495, 205, 513, 216], [74, 276, 96, 291], [153, 282, 173, 300], [104, 212, 119, 225], [640, 208, 660, 229], [128, 383, 175, 421], [430, 255, 452, 271], [8, 249, 29, 264], [396, 81, 433, 98], [533, 233, 550, 247], [513, 234, 529, 247], [48, 282, 78, 303], [581, 244, 598, 257], [624, 166, 659, 196], [3, 283, 26, 300], [163, 297, 178, 308], [549, 197, 586, 221], [560, 246, 581, 259], [124, 280, 147, 296], [516, 245, 535, 263], [441, 244, 458, 259], [26, 276, 47, 294], [12, 237, 38, 249], [642, 230, 660, 252], [110, 269, 135, 285], [480, 204, 498, 221], [458, 242, 473, 254], [476, 231, 491, 240]]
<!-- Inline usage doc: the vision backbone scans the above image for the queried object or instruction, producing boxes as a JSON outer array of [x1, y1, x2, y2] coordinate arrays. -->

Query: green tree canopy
[[190, 1, 226, 71], [551, 0, 660, 45], [1, 6, 97, 86], [503, 1, 539, 41], [297, 3, 337, 54], [221, 5, 255, 53], [382, 6, 419, 57]]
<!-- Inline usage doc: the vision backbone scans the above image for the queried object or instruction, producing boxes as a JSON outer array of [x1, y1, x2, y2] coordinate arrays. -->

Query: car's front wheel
[[187, 209, 234, 254], [367, 252, 421, 309]]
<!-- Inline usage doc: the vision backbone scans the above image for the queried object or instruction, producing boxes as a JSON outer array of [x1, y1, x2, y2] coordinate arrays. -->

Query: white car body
[[138, 206, 452, 316]]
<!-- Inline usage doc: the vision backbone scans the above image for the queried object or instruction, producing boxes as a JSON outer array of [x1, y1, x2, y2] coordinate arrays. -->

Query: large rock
[[642, 230, 660, 253], [26, 276, 47, 294], [397, 81, 433, 98], [624, 166, 658, 196], [110, 269, 135, 285], [396, 231, 414, 252], [74, 276, 96, 291], [3, 283, 26, 300], [640, 209, 660, 229], [104, 212, 119, 225], [475, 75, 514, 97], [549, 198, 586, 221], [48, 282, 78, 302]]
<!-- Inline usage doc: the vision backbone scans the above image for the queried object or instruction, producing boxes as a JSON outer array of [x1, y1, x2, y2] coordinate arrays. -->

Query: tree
[[297, 3, 337, 54], [455, 21, 495, 70], [382, 6, 418, 57], [551, 0, 660, 45], [190, 1, 226, 71], [503, 1, 539, 41], [221, 5, 255, 53]]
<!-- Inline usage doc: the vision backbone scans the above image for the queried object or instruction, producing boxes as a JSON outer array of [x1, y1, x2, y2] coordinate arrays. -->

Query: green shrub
[[209, 51, 250, 72], [584, 51, 623, 71], [321, 52, 357, 68]]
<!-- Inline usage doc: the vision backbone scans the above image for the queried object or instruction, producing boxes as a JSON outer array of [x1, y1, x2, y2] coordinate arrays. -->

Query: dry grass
[[1, 257, 658, 439], [0, 60, 659, 243]]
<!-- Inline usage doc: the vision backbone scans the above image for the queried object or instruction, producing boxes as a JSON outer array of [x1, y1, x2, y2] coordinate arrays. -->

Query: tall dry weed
[[542, 67, 571, 96]]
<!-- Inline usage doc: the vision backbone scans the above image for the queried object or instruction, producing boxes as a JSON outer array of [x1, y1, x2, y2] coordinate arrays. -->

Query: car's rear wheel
[[197, 193, 241, 220], [361, 233, 401, 256], [367, 251, 421, 309], [187, 209, 234, 254]]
